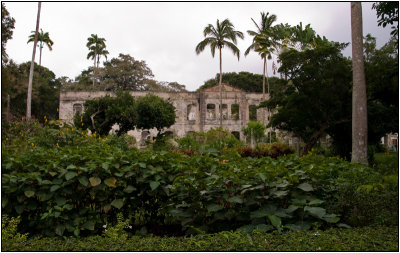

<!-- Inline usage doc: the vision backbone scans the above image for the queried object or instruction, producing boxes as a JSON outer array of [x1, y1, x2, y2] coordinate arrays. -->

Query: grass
[[2, 226, 398, 251]]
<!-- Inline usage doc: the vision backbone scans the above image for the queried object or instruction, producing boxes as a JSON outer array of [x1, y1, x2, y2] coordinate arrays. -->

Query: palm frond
[[224, 40, 240, 60]]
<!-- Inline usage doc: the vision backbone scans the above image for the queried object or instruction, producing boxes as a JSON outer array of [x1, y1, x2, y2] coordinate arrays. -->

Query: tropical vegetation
[[1, 2, 398, 251], [27, 28, 53, 66]]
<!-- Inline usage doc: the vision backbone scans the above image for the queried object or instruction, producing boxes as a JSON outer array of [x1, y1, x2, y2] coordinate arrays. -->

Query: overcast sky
[[4, 2, 393, 91]]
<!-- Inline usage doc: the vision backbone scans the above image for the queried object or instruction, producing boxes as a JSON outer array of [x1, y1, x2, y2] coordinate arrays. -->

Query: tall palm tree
[[350, 2, 368, 163], [27, 28, 53, 66], [86, 34, 107, 87], [292, 22, 316, 51], [196, 19, 244, 127], [245, 12, 277, 100], [26, 2, 41, 119]]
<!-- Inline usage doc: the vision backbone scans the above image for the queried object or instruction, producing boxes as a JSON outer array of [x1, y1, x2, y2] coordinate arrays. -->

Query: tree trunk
[[351, 2, 368, 164], [219, 46, 222, 128], [26, 2, 41, 119], [262, 57, 266, 100], [92, 50, 97, 87], [39, 42, 43, 66]]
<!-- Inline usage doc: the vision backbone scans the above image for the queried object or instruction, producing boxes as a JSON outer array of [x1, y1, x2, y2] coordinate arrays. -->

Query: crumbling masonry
[[59, 84, 274, 144]]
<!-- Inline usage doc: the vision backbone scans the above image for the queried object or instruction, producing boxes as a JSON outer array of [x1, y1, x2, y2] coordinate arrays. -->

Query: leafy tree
[[134, 94, 176, 134], [195, 18, 244, 127], [364, 35, 398, 145], [1, 3, 15, 65], [242, 121, 266, 147], [102, 53, 154, 91], [198, 71, 281, 93], [86, 34, 107, 87], [245, 12, 278, 97], [2, 61, 61, 121], [75, 94, 117, 136], [261, 42, 352, 156], [27, 28, 53, 66], [75, 91, 138, 136], [75, 92, 176, 137], [351, 2, 368, 164], [372, 2, 399, 36]]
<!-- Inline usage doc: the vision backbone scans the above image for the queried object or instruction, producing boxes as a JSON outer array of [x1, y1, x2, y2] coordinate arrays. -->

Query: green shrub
[[1, 215, 28, 251], [237, 142, 294, 158], [2, 121, 398, 238]]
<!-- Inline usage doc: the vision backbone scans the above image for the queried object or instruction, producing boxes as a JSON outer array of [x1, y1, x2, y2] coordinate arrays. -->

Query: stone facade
[[59, 84, 273, 143]]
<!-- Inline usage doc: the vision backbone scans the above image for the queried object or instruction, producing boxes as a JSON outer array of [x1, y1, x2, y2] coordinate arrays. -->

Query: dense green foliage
[[372, 1, 399, 36], [1, 61, 61, 121], [2, 215, 398, 251], [2, 121, 397, 239], [261, 42, 352, 156], [198, 72, 281, 93], [242, 121, 266, 145], [1, 3, 15, 65], [74, 92, 176, 136]]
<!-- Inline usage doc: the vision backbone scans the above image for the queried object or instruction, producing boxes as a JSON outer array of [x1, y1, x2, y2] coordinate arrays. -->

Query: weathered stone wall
[[59, 84, 271, 144]]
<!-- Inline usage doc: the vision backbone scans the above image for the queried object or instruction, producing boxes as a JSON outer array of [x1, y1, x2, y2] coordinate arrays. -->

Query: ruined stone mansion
[[59, 84, 273, 143]]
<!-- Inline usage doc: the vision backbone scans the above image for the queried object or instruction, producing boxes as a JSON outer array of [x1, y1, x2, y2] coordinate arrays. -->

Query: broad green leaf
[[66, 165, 76, 170], [123, 185, 136, 193], [111, 199, 124, 209], [55, 197, 66, 206], [250, 209, 271, 219], [24, 190, 35, 198], [2, 198, 8, 208], [323, 216, 340, 223], [273, 190, 288, 197], [286, 205, 299, 213], [207, 204, 223, 212], [304, 206, 326, 219], [50, 185, 61, 192], [228, 196, 243, 204], [255, 224, 274, 232], [41, 180, 53, 185], [83, 221, 94, 230], [104, 177, 117, 187], [52, 178, 63, 185], [257, 173, 266, 182], [65, 171, 77, 181], [74, 228, 80, 237], [49, 172, 57, 177], [338, 223, 352, 228], [89, 177, 101, 187], [267, 215, 282, 228], [149, 181, 160, 190], [78, 176, 89, 187], [297, 183, 314, 192], [102, 162, 109, 170], [55, 224, 65, 236], [15, 205, 24, 214], [139, 162, 146, 168], [309, 199, 325, 205]]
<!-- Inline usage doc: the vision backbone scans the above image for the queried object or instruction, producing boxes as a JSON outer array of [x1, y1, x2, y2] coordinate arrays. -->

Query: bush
[[237, 142, 294, 158], [2, 121, 398, 238]]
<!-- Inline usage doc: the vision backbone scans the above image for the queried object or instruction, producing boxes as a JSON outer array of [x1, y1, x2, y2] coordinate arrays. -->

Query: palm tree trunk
[[350, 2, 368, 164], [39, 42, 43, 66], [262, 57, 266, 100], [92, 51, 96, 87], [219, 46, 222, 128], [26, 2, 41, 119]]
